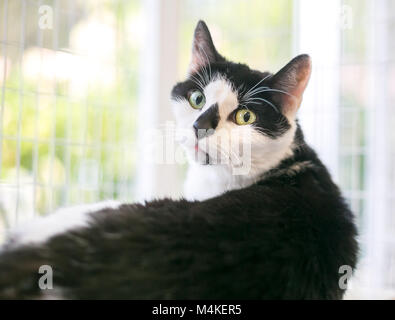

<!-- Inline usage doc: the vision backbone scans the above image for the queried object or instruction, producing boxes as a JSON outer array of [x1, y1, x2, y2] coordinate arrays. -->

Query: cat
[[175, 23, 299, 200], [0, 20, 358, 299]]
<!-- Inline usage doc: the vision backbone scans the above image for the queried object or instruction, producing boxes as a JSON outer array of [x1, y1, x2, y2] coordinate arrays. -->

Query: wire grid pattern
[[0, 0, 140, 236], [339, 0, 395, 292], [178, 0, 294, 74], [181, 0, 394, 294], [0, 0, 394, 296], [294, 0, 395, 294]]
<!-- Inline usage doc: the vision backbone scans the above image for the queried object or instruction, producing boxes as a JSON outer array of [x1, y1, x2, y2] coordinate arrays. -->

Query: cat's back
[[0, 163, 357, 299], [230, 161, 358, 299]]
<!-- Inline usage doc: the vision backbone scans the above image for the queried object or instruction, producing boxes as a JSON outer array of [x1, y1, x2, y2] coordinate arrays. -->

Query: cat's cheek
[[175, 129, 195, 151], [171, 100, 197, 127]]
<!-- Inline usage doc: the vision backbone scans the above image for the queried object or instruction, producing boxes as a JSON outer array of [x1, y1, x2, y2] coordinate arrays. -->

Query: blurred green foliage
[[1, 0, 141, 219], [0, 0, 367, 226], [0, 0, 296, 222], [179, 0, 294, 75]]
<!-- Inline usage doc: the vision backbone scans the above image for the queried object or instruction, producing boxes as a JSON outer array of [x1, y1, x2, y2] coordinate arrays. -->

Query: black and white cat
[[0, 21, 358, 299], [175, 23, 303, 201]]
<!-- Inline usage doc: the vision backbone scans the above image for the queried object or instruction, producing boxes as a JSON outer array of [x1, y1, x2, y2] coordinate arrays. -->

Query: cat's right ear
[[189, 20, 223, 74], [269, 54, 312, 119]]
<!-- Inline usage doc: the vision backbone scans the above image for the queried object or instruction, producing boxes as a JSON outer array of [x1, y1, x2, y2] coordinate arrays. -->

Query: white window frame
[[135, 0, 183, 201], [293, 0, 341, 181], [365, 0, 390, 294]]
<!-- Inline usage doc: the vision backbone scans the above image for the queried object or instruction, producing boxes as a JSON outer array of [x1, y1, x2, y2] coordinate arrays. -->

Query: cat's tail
[[0, 245, 51, 299]]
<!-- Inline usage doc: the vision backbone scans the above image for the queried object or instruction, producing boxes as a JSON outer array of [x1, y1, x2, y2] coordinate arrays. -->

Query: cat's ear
[[269, 54, 312, 118], [189, 20, 223, 74]]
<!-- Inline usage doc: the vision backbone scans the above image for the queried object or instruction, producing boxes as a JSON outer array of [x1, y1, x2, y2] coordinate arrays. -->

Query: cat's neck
[[184, 162, 259, 201], [183, 131, 316, 201]]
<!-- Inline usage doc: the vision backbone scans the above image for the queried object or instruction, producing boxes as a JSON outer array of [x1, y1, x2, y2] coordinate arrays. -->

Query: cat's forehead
[[201, 76, 239, 116], [171, 61, 271, 101], [208, 62, 271, 92], [204, 77, 237, 103]]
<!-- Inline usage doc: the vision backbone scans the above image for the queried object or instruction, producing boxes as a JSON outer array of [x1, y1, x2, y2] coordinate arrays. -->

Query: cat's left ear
[[269, 54, 312, 118], [189, 20, 224, 74]]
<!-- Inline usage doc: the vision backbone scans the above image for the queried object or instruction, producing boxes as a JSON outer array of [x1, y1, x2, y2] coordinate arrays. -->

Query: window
[[338, 0, 395, 297], [295, 0, 395, 298], [178, 0, 294, 74], [0, 0, 142, 236]]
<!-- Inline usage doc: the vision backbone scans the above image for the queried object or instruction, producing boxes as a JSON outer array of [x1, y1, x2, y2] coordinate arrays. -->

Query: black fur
[[194, 103, 219, 138], [0, 132, 358, 299]]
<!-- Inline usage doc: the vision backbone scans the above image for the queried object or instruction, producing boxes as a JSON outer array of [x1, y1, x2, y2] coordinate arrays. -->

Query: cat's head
[[171, 20, 311, 176]]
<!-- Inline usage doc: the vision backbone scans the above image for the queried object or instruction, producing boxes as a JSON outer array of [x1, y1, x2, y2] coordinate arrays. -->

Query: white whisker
[[245, 97, 280, 113], [197, 44, 211, 85], [242, 74, 272, 98], [258, 88, 295, 98], [198, 44, 212, 83], [190, 74, 205, 91]]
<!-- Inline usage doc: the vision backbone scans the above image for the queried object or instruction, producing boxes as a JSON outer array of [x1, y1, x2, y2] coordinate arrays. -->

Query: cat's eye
[[188, 90, 206, 110], [235, 109, 256, 125]]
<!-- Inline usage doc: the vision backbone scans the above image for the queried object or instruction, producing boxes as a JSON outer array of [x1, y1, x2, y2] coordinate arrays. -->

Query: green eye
[[188, 90, 206, 109], [235, 109, 256, 125]]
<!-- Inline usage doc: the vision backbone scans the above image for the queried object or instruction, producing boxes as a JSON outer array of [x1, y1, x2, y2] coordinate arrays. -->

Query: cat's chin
[[191, 150, 211, 165], [185, 145, 242, 168], [182, 142, 211, 165]]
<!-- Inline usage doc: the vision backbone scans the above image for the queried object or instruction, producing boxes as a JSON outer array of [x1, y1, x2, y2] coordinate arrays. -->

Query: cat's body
[[0, 135, 357, 299], [0, 21, 358, 299]]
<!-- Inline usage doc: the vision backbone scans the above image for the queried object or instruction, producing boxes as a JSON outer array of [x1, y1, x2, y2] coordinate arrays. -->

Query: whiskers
[[190, 44, 213, 90], [239, 75, 295, 113], [198, 131, 251, 169], [189, 51, 292, 117]]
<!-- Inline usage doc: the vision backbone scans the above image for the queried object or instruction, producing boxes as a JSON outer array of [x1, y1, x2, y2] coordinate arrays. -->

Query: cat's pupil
[[196, 95, 202, 105], [243, 112, 250, 122]]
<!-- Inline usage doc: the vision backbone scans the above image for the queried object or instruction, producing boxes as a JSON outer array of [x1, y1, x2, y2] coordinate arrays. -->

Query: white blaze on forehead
[[203, 77, 238, 122]]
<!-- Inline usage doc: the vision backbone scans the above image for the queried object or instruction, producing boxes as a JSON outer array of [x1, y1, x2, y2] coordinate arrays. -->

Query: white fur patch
[[184, 162, 258, 200], [7, 200, 121, 247]]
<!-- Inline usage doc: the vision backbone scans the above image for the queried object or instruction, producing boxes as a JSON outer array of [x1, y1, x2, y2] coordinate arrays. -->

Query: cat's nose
[[193, 103, 219, 139]]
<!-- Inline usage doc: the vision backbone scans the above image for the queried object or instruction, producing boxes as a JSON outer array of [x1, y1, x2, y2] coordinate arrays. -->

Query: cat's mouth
[[194, 142, 210, 165]]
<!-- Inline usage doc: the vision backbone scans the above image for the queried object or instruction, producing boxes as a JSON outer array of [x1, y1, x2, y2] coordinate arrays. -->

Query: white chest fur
[[184, 163, 257, 201]]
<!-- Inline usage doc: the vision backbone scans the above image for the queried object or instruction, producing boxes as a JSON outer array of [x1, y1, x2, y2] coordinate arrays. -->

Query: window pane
[[0, 0, 142, 226]]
